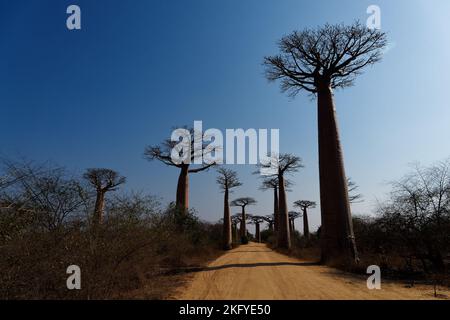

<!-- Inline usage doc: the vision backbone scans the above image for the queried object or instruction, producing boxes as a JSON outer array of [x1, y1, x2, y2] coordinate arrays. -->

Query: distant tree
[[347, 178, 363, 204], [258, 177, 292, 234], [259, 153, 303, 249], [216, 168, 242, 250], [84, 168, 125, 225], [294, 200, 316, 240], [230, 197, 257, 244], [247, 215, 265, 243], [144, 127, 216, 213], [264, 22, 386, 263], [231, 213, 242, 243], [262, 214, 275, 232], [288, 211, 301, 235]]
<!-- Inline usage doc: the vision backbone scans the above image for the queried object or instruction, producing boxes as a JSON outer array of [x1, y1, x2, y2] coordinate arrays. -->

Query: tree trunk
[[317, 83, 358, 263], [176, 165, 189, 213], [273, 186, 279, 233], [93, 190, 105, 225], [291, 218, 295, 234], [240, 206, 247, 243], [277, 172, 291, 249], [255, 223, 261, 243], [222, 187, 232, 250], [303, 208, 310, 240]]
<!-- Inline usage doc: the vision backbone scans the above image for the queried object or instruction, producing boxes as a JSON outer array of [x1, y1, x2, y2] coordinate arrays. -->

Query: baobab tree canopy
[[83, 168, 126, 192], [230, 197, 257, 208], [216, 168, 242, 191], [264, 22, 387, 95]]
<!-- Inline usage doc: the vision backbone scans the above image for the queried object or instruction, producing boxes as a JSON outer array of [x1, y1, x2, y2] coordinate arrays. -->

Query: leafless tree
[[231, 213, 242, 243], [264, 22, 386, 263], [1, 161, 86, 231], [84, 168, 126, 225], [247, 215, 265, 243], [259, 153, 303, 248], [348, 178, 363, 204], [294, 200, 316, 240], [230, 197, 256, 244], [144, 128, 216, 213], [262, 214, 275, 232], [216, 168, 242, 250], [258, 176, 292, 235], [288, 211, 301, 235]]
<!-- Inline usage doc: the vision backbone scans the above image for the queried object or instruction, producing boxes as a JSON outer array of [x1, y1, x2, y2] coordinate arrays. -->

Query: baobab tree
[[264, 22, 387, 263], [248, 215, 265, 243], [216, 168, 242, 250], [231, 213, 242, 243], [258, 176, 292, 234], [294, 200, 316, 241], [263, 214, 275, 232], [83, 168, 126, 225], [288, 211, 301, 236], [230, 197, 256, 244], [259, 154, 303, 249], [144, 128, 215, 213]]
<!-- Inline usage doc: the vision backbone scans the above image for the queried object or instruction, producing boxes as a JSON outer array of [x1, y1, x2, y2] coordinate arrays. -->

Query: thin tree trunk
[[93, 190, 105, 225], [256, 223, 261, 243], [303, 208, 310, 240], [176, 165, 189, 213], [223, 187, 232, 250], [277, 172, 291, 249], [317, 83, 358, 263], [240, 206, 247, 243], [273, 186, 279, 233], [292, 218, 295, 233]]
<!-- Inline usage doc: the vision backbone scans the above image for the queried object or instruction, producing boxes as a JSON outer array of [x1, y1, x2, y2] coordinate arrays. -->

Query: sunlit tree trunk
[[277, 173, 291, 249], [93, 190, 105, 225], [317, 83, 358, 263], [302, 207, 310, 240], [176, 165, 189, 213], [223, 187, 232, 250]]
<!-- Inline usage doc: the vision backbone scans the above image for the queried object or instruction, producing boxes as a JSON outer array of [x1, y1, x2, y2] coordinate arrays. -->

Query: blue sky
[[1, 0, 450, 232]]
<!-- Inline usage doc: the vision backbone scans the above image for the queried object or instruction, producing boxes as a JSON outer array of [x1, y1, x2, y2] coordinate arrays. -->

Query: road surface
[[175, 242, 448, 300]]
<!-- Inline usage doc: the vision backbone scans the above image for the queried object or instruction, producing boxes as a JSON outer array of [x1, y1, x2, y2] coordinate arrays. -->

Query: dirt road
[[175, 242, 448, 300]]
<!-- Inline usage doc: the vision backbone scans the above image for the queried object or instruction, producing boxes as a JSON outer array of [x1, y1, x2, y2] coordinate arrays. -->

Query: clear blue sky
[[1, 0, 450, 232]]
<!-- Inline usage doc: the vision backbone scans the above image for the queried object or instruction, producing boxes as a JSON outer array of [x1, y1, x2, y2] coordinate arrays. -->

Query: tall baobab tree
[[230, 197, 256, 244], [248, 215, 265, 243], [216, 168, 242, 250], [264, 22, 386, 263], [231, 213, 242, 243], [144, 128, 215, 213], [288, 211, 301, 236], [258, 176, 292, 234], [84, 168, 126, 225], [259, 154, 303, 249], [294, 200, 316, 240]]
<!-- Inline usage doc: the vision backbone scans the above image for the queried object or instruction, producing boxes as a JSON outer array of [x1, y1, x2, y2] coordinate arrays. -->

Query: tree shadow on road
[[197, 261, 321, 272]]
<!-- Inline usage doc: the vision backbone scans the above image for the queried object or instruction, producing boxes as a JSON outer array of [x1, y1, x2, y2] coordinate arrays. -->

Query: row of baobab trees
[[87, 21, 386, 265], [145, 21, 386, 264]]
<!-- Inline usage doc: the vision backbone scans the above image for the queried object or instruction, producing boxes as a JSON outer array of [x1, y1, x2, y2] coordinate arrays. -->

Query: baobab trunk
[[277, 173, 291, 249], [255, 223, 261, 243], [93, 190, 105, 225], [222, 188, 232, 250], [302, 208, 310, 240], [240, 206, 247, 243], [273, 186, 279, 233], [176, 165, 189, 213], [291, 218, 295, 234], [317, 82, 358, 263]]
